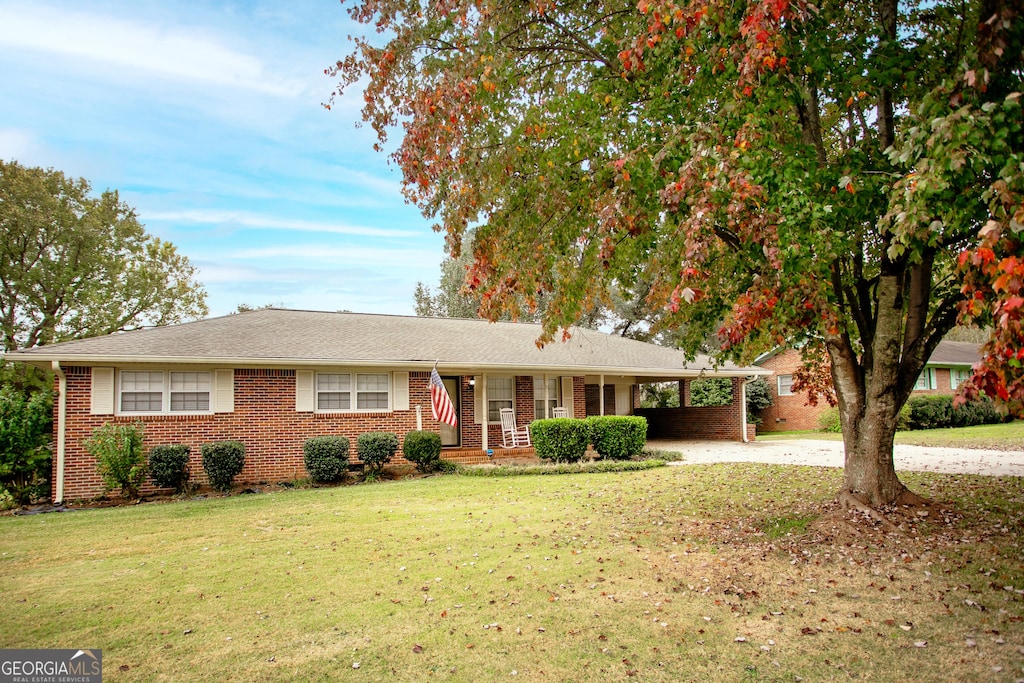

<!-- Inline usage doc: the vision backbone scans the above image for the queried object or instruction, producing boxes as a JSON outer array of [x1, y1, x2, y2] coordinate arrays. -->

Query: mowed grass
[[1, 465, 1022, 682], [758, 420, 1024, 450]]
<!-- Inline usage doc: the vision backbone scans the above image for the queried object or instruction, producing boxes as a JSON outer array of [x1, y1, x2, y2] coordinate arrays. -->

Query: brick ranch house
[[755, 341, 983, 432], [5, 309, 768, 502]]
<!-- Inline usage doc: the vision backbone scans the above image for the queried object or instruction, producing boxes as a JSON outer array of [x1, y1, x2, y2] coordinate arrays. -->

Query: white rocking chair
[[552, 407, 570, 418], [499, 408, 531, 448]]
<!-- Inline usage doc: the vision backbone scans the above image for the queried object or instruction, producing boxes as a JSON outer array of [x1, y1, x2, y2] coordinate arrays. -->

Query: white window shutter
[[214, 369, 234, 413], [90, 367, 115, 415], [560, 376, 574, 416], [296, 370, 314, 412], [474, 376, 483, 424], [393, 371, 409, 411]]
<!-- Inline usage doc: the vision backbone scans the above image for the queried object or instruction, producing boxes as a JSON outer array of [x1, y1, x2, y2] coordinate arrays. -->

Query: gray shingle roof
[[5, 309, 766, 378], [927, 340, 981, 366]]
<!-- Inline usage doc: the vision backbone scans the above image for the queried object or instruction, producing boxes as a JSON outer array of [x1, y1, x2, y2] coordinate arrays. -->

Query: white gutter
[[51, 361, 67, 504]]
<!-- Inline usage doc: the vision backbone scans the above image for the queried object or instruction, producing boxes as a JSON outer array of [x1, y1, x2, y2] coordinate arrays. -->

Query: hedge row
[[905, 395, 1005, 430], [529, 416, 647, 463]]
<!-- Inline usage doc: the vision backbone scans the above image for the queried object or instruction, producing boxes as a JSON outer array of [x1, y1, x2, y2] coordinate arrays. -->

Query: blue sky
[[0, 0, 446, 318]]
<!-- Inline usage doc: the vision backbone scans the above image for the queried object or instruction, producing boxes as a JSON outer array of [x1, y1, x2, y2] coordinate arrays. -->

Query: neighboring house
[[5, 309, 768, 501], [755, 341, 983, 432]]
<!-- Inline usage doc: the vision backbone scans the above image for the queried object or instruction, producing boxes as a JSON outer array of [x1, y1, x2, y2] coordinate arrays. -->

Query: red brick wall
[[55, 369, 587, 500], [756, 351, 830, 432]]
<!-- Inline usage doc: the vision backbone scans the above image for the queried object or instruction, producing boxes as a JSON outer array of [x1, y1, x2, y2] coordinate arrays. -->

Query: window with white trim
[[317, 372, 390, 411], [777, 374, 794, 396], [487, 377, 514, 422], [119, 371, 211, 413], [317, 373, 351, 410], [533, 376, 560, 419], [356, 373, 389, 409], [950, 368, 972, 390], [914, 368, 936, 391]]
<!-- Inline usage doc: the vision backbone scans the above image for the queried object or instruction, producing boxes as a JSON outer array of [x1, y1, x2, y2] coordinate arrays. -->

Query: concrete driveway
[[646, 438, 1024, 477]]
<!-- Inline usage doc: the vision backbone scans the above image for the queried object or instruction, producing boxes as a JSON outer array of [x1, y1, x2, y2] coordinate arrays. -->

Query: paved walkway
[[647, 438, 1024, 477]]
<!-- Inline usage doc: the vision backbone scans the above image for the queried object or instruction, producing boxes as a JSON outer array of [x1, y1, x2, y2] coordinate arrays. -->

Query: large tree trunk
[[827, 273, 911, 507]]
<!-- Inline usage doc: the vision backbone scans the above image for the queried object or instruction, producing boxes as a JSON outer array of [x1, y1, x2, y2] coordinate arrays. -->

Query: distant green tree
[[0, 161, 207, 355], [690, 378, 733, 407], [0, 387, 52, 504], [639, 382, 679, 409]]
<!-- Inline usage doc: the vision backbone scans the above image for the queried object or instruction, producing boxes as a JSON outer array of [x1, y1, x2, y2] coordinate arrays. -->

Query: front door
[[440, 377, 461, 447]]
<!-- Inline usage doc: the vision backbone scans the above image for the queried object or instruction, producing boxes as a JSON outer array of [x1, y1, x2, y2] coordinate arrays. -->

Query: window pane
[[357, 373, 388, 392], [487, 378, 515, 422], [778, 375, 793, 396], [170, 392, 210, 411], [121, 392, 162, 412], [318, 373, 350, 392], [318, 392, 351, 410], [357, 392, 389, 409], [489, 377, 513, 400], [170, 371, 210, 392], [488, 399, 514, 423], [122, 371, 163, 392]]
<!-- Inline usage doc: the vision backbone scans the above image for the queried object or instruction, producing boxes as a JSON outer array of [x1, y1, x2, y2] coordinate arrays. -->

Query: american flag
[[429, 367, 458, 428]]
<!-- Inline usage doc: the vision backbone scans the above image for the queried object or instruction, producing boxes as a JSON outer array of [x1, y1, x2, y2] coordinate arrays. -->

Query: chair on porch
[[552, 407, 570, 418], [499, 408, 531, 447]]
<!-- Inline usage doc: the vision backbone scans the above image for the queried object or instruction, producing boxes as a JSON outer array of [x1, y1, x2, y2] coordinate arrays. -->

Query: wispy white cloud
[[0, 3, 303, 97], [230, 244, 438, 263], [145, 209, 422, 238], [0, 127, 36, 160]]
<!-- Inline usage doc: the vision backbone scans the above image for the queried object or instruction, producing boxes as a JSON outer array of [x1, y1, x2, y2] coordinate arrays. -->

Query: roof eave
[[3, 351, 769, 378]]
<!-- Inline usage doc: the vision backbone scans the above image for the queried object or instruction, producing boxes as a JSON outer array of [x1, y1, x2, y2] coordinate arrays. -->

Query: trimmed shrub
[[530, 418, 590, 463], [357, 432, 399, 475], [148, 445, 191, 494], [403, 430, 442, 473], [907, 394, 1003, 430], [588, 416, 647, 460], [84, 422, 147, 498], [303, 436, 350, 483], [201, 440, 246, 492], [0, 387, 52, 505]]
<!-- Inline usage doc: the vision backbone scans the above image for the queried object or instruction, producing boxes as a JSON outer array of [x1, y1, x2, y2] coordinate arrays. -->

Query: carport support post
[[740, 376, 757, 443]]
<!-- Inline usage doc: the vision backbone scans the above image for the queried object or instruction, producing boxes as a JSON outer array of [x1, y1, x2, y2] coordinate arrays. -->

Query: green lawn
[[1, 465, 1022, 682], [758, 420, 1024, 450]]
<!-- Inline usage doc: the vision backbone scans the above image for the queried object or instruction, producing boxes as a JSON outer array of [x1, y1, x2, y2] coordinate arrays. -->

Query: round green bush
[[403, 430, 442, 473], [588, 416, 647, 460], [529, 418, 590, 463], [201, 440, 246, 492], [817, 407, 842, 433], [303, 436, 350, 483], [148, 444, 191, 493], [357, 432, 399, 474]]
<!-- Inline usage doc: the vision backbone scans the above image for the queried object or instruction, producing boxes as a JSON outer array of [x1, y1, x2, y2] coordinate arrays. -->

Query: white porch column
[[481, 373, 489, 450], [599, 374, 605, 416]]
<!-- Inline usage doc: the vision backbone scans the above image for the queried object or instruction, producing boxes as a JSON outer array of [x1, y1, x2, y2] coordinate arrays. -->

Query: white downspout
[[51, 361, 67, 504], [741, 376, 757, 443]]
